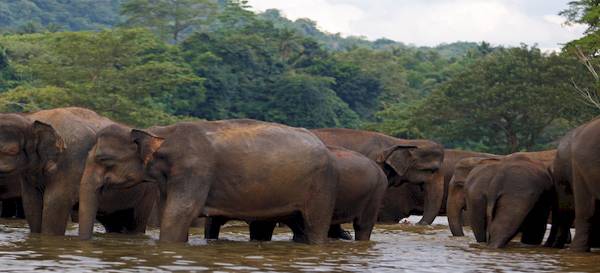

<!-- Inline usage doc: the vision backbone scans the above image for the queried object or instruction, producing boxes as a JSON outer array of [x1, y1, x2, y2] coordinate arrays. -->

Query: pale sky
[[247, 0, 586, 50]]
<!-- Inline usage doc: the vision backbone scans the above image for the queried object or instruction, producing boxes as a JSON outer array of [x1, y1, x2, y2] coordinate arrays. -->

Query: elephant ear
[[32, 121, 65, 174], [131, 129, 165, 166], [375, 144, 417, 177]]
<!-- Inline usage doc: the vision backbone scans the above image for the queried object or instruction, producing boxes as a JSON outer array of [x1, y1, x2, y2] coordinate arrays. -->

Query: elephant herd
[[0, 107, 599, 252]]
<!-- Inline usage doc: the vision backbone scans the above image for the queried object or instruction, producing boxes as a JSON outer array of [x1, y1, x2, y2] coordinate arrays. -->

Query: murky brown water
[[0, 217, 597, 272]]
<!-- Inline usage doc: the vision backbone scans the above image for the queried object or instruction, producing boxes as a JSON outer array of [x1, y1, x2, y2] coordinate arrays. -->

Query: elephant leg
[[160, 198, 203, 243], [147, 201, 161, 228], [353, 191, 384, 241], [353, 219, 376, 241], [487, 197, 531, 249], [41, 182, 76, 236], [545, 208, 574, 248], [284, 213, 307, 243], [521, 202, 551, 245], [204, 216, 227, 240], [20, 180, 43, 233], [298, 176, 336, 244], [131, 185, 159, 234], [571, 170, 595, 252], [249, 221, 276, 241], [467, 197, 487, 243], [328, 224, 353, 240]]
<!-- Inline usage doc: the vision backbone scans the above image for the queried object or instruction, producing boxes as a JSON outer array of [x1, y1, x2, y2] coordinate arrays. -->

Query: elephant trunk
[[418, 171, 444, 225], [447, 179, 465, 236], [78, 161, 103, 240]]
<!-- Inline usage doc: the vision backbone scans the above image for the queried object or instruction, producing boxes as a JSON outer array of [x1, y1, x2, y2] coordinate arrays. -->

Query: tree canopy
[[0, 0, 595, 153]]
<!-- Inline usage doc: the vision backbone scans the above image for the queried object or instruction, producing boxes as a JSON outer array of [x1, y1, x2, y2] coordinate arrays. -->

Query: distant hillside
[[259, 9, 479, 58], [0, 1, 477, 58], [0, 0, 122, 31]]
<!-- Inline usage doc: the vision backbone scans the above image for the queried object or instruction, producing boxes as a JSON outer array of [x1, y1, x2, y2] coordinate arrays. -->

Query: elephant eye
[[0, 143, 20, 156], [96, 155, 117, 168], [420, 168, 438, 174]]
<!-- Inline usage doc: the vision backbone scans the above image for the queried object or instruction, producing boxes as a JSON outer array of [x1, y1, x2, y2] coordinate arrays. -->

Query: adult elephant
[[0, 108, 117, 235], [205, 145, 389, 242], [378, 150, 498, 224], [460, 155, 553, 248], [546, 118, 600, 252], [311, 128, 444, 225], [447, 150, 556, 237], [0, 107, 158, 235], [79, 120, 339, 244]]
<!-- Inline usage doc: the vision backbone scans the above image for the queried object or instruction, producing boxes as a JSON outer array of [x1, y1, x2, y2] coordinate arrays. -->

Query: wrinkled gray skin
[[546, 118, 600, 252], [0, 107, 157, 236], [447, 157, 500, 236], [311, 128, 444, 225], [328, 146, 388, 241], [79, 120, 339, 244], [378, 150, 498, 225], [0, 108, 116, 235], [205, 145, 389, 242], [464, 155, 553, 248], [447, 150, 556, 237], [439, 150, 500, 215]]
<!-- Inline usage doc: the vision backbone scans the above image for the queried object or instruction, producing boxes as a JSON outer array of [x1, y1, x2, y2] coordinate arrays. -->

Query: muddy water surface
[[0, 217, 597, 272]]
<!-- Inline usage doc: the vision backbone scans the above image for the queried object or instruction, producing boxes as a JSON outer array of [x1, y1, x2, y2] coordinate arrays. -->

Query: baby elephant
[[326, 146, 388, 241], [466, 155, 554, 248]]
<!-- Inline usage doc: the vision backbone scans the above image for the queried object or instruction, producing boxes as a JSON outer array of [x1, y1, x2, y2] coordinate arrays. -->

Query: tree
[[560, 1, 600, 111], [392, 46, 592, 153], [121, 0, 217, 42], [0, 29, 205, 126], [264, 72, 360, 128], [560, 0, 600, 33], [0, 0, 122, 31]]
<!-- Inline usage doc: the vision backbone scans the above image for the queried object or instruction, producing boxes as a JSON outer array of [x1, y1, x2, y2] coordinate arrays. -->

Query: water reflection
[[0, 217, 596, 272]]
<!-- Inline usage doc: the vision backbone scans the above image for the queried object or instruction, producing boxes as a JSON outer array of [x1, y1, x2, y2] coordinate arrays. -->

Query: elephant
[[0, 107, 158, 236], [377, 183, 424, 224], [78, 119, 339, 244], [0, 107, 117, 235], [204, 145, 389, 242], [546, 118, 600, 252], [311, 128, 444, 225], [446, 150, 556, 237], [447, 157, 500, 236], [377, 150, 499, 224], [462, 155, 553, 248], [438, 150, 500, 214]]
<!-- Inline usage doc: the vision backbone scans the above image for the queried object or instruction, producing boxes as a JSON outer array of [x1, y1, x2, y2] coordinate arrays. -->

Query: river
[[0, 216, 596, 272]]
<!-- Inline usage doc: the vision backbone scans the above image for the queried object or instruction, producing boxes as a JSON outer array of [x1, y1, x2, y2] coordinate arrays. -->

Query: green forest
[[0, 0, 598, 154]]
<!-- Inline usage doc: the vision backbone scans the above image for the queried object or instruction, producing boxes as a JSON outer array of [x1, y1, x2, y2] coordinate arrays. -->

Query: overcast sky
[[247, 0, 586, 50]]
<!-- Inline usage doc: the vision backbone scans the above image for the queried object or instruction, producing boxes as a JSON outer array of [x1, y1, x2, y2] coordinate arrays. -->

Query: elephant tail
[[486, 193, 501, 222], [486, 171, 505, 224]]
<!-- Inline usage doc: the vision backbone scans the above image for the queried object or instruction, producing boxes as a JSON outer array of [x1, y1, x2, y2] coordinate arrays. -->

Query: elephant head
[[447, 157, 499, 236], [78, 124, 164, 240], [376, 142, 444, 225], [0, 113, 64, 177]]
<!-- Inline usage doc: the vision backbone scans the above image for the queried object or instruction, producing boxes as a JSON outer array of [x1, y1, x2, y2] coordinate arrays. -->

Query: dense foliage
[[0, 0, 122, 32], [0, 0, 596, 153]]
